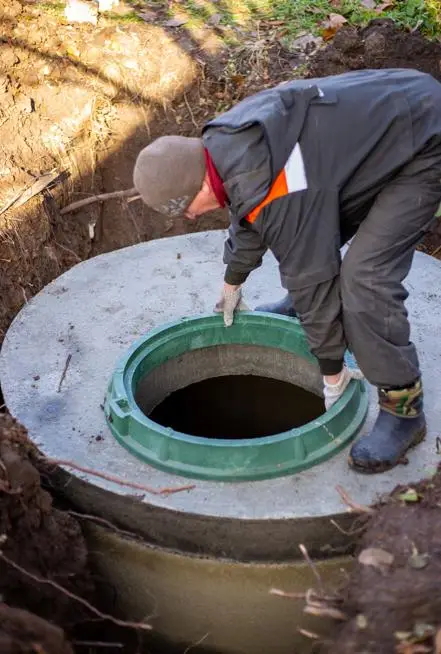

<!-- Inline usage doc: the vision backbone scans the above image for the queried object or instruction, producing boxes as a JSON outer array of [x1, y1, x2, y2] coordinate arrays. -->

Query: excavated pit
[[135, 343, 325, 440], [148, 374, 324, 439]]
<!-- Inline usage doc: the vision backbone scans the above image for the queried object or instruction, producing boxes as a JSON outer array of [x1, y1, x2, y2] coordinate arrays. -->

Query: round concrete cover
[[1, 231, 440, 558]]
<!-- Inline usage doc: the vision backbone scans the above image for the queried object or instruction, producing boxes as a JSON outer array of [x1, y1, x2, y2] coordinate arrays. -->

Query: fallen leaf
[[356, 614, 368, 629], [288, 33, 323, 52], [322, 27, 338, 41], [360, 0, 376, 7], [164, 17, 187, 27], [328, 12, 348, 28], [137, 10, 156, 21], [208, 12, 222, 25], [321, 13, 347, 40], [358, 547, 394, 571], [375, 0, 394, 11], [398, 488, 420, 503], [230, 74, 246, 87], [408, 551, 430, 569], [414, 623, 435, 639]]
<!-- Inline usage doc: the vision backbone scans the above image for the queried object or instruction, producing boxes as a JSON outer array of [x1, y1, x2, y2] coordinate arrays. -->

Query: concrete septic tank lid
[[1, 231, 441, 560], [105, 313, 368, 481]]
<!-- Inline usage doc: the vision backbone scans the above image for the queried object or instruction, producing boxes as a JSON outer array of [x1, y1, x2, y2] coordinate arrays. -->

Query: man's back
[[204, 68, 441, 220]]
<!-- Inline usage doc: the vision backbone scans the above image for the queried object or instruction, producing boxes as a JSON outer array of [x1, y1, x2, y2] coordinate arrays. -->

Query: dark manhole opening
[[148, 375, 325, 440]]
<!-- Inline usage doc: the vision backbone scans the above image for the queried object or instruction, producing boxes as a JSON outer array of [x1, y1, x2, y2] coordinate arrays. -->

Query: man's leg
[[340, 146, 441, 473]]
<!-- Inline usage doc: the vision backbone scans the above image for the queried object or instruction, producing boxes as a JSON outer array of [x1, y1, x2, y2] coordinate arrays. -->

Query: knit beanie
[[133, 136, 205, 216]]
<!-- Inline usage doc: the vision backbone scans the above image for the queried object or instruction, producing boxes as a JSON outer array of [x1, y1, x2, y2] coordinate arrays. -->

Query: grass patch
[[166, 0, 441, 38], [103, 10, 144, 23], [38, 1, 65, 16]]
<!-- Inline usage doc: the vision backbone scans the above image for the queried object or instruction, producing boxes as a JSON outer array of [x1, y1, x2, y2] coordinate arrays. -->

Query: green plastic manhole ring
[[104, 313, 368, 481]]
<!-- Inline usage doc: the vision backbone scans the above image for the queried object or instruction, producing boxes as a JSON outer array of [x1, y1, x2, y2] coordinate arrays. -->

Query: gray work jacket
[[202, 68, 441, 372]]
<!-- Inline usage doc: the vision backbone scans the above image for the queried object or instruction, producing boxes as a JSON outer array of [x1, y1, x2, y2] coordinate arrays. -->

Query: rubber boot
[[255, 293, 297, 318], [349, 379, 426, 473]]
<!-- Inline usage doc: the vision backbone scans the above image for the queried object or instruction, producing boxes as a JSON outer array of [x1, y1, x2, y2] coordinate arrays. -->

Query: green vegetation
[[38, 0, 441, 40], [38, 1, 65, 16], [104, 10, 144, 22], [164, 0, 441, 39]]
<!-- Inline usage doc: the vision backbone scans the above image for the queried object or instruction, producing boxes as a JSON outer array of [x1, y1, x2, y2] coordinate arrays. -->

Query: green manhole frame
[[104, 313, 368, 481]]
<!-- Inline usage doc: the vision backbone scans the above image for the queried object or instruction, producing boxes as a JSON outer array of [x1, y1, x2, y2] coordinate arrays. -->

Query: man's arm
[[223, 221, 268, 285]]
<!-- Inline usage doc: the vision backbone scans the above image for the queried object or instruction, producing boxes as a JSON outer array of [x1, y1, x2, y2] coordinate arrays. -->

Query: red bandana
[[204, 148, 227, 208]]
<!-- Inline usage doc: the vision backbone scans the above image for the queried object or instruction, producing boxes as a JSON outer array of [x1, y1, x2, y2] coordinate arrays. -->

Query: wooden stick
[[299, 544, 325, 596], [336, 485, 375, 514], [431, 243, 441, 258], [0, 552, 152, 631], [57, 354, 72, 393], [298, 628, 320, 640], [67, 510, 140, 540], [304, 605, 348, 621], [45, 458, 195, 496], [60, 188, 139, 215], [269, 588, 307, 599]]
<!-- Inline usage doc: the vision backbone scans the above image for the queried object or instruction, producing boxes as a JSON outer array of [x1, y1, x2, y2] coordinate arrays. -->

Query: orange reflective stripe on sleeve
[[246, 169, 288, 224], [245, 143, 308, 224]]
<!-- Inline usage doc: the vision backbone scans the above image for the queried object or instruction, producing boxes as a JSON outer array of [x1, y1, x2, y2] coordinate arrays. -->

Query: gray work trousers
[[340, 144, 441, 388]]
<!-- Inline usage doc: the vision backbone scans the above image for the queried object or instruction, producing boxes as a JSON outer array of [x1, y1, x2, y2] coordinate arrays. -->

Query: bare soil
[[0, 0, 297, 340], [326, 468, 441, 654], [1, 2, 441, 653], [0, 413, 91, 653], [309, 18, 441, 80]]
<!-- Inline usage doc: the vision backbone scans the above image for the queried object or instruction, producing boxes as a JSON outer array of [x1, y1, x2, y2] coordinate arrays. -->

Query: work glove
[[323, 365, 364, 410], [214, 284, 249, 327]]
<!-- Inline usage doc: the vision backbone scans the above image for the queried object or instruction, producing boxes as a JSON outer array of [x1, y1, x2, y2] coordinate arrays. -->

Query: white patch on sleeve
[[284, 143, 308, 193]]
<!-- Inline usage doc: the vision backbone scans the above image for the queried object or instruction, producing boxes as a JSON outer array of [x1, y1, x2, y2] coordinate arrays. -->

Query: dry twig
[[304, 605, 347, 621], [54, 240, 82, 263], [67, 509, 140, 540], [183, 632, 210, 653], [330, 518, 366, 536], [127, 194, 142, 203], [269, 588, 307, 599], [298, 628, 320, 640], [0, 551, 152, 631], [430, 244, 441, 258], [336, 485, 375, 514], [299, 544, 325, 596], [60, 188, 139, 215], [57, 354, 72, 393], [45, 458, 195, 495], [184, 92, 198, 128]]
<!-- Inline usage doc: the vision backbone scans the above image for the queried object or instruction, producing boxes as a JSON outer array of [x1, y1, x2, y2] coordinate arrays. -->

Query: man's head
[[133, 136, 220, 220]]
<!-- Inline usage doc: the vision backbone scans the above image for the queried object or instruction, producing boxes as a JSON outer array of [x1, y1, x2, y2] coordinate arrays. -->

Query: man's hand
[[323, 365, 364, 410], [214, 283, 249, 327]]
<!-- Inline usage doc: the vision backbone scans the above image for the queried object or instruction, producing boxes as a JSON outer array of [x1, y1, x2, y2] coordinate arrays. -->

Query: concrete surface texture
[[1, 231, 440, 556]]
